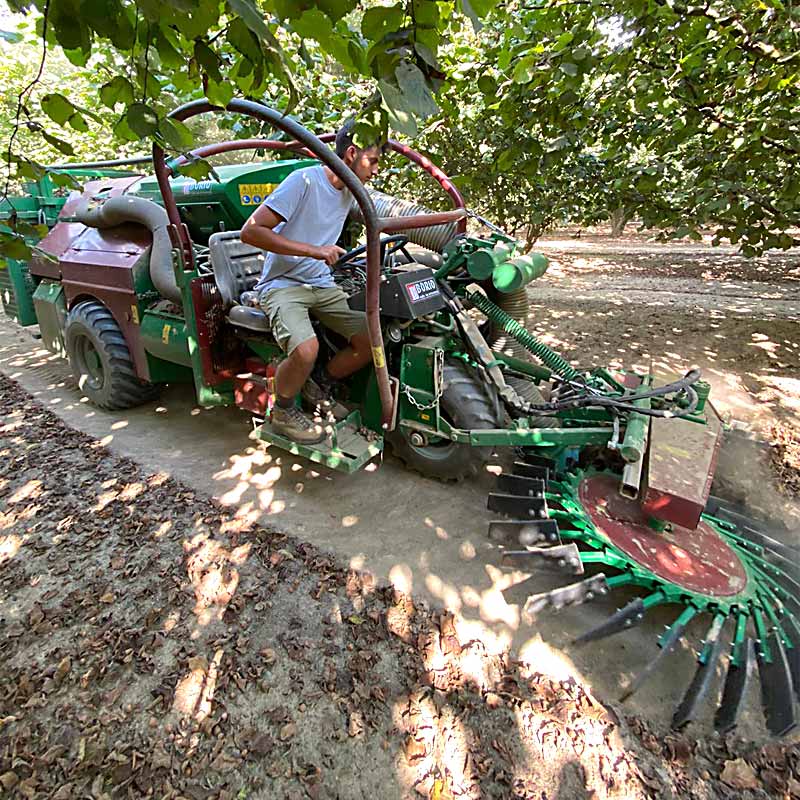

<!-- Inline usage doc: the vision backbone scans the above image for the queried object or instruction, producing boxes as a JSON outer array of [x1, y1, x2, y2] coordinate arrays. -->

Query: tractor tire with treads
[[389, 360, 501, 481], [65, 301, 159, 410]]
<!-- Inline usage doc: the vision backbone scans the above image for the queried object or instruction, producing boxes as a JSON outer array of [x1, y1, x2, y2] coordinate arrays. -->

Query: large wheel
[[389, 360, 501, 481], [64, 301, 158, 410]]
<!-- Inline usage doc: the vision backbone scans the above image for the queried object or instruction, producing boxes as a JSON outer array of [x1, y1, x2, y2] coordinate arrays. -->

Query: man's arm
[[240, 204, 345, 266]]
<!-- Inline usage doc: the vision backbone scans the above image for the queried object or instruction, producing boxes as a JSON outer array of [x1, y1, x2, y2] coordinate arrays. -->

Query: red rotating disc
[[578, 474, 748, 597]]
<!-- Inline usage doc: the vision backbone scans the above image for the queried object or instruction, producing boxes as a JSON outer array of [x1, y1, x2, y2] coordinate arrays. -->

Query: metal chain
[[402, 348, 445, 411]]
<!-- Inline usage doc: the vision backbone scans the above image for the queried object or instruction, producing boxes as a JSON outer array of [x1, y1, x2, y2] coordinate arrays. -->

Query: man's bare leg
[[275, 337, 319, 402], [326, 331, 373, 380]]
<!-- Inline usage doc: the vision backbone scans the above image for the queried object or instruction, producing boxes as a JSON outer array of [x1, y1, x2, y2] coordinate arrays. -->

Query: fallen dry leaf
[[720, 758, 759, 790], [0, 771, 19, 790], [54, 655, 71, 686], [404, 737, 427, 763], [99, 592, 115, 604], [279, 722, 296, 741]]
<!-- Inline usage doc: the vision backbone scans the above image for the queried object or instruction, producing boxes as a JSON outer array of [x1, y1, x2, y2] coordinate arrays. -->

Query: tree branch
[[3, 0, 51, 205]]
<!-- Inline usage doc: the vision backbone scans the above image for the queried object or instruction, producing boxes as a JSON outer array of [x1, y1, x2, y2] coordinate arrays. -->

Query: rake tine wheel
[[488, 465, 800, 734]]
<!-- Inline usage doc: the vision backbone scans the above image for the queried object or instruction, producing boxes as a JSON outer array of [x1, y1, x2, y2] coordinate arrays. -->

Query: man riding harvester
[[12, 100, 799, 736]]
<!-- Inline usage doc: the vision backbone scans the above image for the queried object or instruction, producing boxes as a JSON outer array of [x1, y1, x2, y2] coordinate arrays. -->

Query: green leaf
[[477, 74, 495, 95], [181, 158, 213, 181], [100, 76, 135, 109], [292, 9, 334, 50], [512, 55, 536, 83], [0, 233, 32, 261], [159, 118, 194, 150], [466, 0, 497, 15], [414, 41, 438, 68], [113, 114, 138, 142], [379, 79, 417, 137], [559, 62, 578, 76], [227, 0, 271, 41], [63, 46, 91, 67], [412, 0, 439, 28], [0, 29, 23, 43], [154, 26, 184, 69], [41, 131, 75, 156], [49, 172, 80, 189], [273, 0, 314, 19], [67, 112, 89, 132], [41, 93, 76, 126], [315, 0, 357, 23], [460, 0, 482, 32], [126, 103, 159, 138], [394, 61, 438, 119], [177, 1, 221, 40], [553, 31, 574, 50], [361, 4, 404, 41], [194, 40, 222, 84], [228, 17, 261, 62], [206, 78, 235, 107], [497, 148, 515, 171]]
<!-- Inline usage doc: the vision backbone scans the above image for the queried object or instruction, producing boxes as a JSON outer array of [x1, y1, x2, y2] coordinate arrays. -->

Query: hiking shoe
[[301, 377, 349, 421], [270, 405, 326, 444]]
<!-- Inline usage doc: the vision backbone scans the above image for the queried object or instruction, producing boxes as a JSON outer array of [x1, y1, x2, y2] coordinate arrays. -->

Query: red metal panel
[[642, 406, 724, 530], [30, 177, 143, 280], [234, 374, 269, 416], [580, 473, 747, 597]]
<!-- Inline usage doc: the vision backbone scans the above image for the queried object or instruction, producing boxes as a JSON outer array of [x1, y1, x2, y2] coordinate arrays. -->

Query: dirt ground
[[2, 373, 798, 800], [1, 230, 800, 798], [535, 229, 800, 516]]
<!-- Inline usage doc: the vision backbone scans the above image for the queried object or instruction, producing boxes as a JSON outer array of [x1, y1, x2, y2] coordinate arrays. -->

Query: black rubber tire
[[64, 300, 159, 410], [389, 360, 500, 481]]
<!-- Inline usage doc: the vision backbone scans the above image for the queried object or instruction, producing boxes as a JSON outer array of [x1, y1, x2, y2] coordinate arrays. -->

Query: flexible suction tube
[[73, 195, 179, 304], [358, 190, 460, 253]]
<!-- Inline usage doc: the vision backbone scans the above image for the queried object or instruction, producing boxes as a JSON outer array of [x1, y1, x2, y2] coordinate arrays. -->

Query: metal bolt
[[557, 559, 566, 567], [409, 432, 426, 447], [586, 591, 594, 601]]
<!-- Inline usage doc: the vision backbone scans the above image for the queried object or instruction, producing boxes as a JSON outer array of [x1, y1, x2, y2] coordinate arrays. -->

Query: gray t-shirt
[[254, 165, 352, 292]]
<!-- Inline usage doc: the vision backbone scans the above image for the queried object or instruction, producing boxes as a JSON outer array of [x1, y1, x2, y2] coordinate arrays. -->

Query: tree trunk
[[610, 206, 630, 237]]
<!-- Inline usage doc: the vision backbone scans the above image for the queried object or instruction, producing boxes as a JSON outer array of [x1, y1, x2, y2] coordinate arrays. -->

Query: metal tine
[[574, 597, 647, 644], [496, 473, 546, 498], [757, 632, 798, 737], [517, 452, 556, 470], [620, 608, 696, 701], [785, 617, 800, 700], [487, 492, 548, 519], [487, 519, 561, 547], [501, 543, 584, 574], [512, 461, 550, 481], [715, 638, 754, 734], [764, 550, 800, 585], [522, 574, 608, 622], [672, 615, 727, 729], [713, 507, 799, 560]]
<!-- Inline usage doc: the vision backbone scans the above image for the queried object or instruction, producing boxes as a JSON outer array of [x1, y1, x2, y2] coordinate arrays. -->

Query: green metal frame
[[256, 409, 383, 472]]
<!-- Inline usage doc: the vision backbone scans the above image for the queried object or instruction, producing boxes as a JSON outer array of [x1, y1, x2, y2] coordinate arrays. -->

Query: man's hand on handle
[[315, 244, 347, 266]]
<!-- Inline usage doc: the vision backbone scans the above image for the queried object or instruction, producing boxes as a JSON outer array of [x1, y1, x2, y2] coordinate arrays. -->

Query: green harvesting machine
[[1, 100, 798, 736]]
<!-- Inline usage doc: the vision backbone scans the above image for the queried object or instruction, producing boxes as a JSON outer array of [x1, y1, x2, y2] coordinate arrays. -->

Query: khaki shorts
[[259, 285, 367, 355]]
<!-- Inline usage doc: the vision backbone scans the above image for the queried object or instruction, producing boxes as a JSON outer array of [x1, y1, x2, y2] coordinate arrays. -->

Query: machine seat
[[228, 305, 271, 333], [208, 230, 272, 334]]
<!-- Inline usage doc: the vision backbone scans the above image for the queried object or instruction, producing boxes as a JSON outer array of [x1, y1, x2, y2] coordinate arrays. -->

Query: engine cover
[[347, 267, 446, 320]]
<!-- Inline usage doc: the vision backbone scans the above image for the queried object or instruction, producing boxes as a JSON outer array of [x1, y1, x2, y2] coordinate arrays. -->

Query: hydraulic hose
[[468, 289, 580, 382]]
